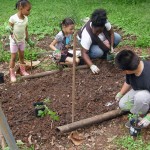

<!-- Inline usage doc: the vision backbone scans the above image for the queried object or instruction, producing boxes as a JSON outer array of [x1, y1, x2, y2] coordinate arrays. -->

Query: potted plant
[[107, 52, 115, 62], [124, 100, 143, 137], [33, 102, 45, 117], [128, 114, 142, 137], [33, 99, 59, 121]]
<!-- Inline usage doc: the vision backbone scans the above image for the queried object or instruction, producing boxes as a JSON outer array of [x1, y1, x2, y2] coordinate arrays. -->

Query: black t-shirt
[[126, 61, 150, 92]]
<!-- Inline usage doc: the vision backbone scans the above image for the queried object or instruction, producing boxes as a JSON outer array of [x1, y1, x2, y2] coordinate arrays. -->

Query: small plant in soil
[[125, 99, 142, 136], [33, 99, 59, 121], [38, 105, 60, 121], [4, 140, 34, 150]]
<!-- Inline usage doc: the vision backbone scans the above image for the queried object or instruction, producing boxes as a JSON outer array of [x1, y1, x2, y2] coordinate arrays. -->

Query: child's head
[[60, 18, 75, 35], [15, 0, 31, 16], [115, 50, 140, 72], [91, 9, 107, 35]]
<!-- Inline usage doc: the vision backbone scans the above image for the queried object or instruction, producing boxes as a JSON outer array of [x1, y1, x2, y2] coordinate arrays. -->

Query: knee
[[89, 45, 104, 59], [76, 58, 80, 65], [119, 99, 126, 110], [114, 33, 121, 47]]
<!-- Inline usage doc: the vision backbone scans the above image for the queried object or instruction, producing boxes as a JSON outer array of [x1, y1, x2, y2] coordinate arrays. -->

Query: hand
[[52, 49, 61, 60], [5, 25, 13, 34], [27, 39, 35, 47], [115, 92, 123, 101], [103, 40, 110, 48], [110, 46, 114, 53], [138, 115, 150, 127], [90, 65, 100, 74]]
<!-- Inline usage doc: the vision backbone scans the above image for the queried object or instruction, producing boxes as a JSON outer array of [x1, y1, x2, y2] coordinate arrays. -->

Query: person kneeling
[[115, 50, 150, 128]]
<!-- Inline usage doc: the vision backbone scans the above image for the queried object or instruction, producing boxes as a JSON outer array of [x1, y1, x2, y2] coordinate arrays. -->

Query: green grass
[[0, 0, 150, 55], [115, 135, 150, 150]]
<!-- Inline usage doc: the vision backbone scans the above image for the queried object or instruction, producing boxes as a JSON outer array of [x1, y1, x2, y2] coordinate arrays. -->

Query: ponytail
[[60, 18, 75, 30], [15, 0, 30, 10]]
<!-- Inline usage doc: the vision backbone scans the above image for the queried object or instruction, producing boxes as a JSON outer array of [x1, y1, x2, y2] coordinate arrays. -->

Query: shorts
[[59, 53, 73, 62], [10, 41, 25, 53]]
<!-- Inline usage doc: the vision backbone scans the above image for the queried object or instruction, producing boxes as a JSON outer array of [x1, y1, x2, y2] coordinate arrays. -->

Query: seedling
[[4, 140, 34, 150], [37, 105, 59, 121], [33, 99, 59, 121], [124, 98, 142, 137]]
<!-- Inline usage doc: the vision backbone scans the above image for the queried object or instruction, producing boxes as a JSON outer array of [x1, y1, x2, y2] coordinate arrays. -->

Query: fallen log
[[56, 109, 126, 133], [21, 65, 88, 80]]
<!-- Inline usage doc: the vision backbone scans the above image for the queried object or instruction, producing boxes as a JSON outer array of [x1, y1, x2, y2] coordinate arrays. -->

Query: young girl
[[50, 18, 80, 65], [7, 0, 34, 82]]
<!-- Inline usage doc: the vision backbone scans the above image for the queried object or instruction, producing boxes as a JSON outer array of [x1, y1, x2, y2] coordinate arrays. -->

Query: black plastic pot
[[129, 118, 142, 137], [33, 102, 45, 117], [35, 107, 45, 117], [0, 73, 4, 84]]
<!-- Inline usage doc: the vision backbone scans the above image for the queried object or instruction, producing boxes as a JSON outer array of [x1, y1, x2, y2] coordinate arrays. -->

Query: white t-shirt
[[9, 14, 28, 43], [79, 21, 111, 50]]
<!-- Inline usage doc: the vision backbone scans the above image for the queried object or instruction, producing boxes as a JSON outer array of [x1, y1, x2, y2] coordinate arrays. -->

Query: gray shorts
[[119, 89, 150, 115]]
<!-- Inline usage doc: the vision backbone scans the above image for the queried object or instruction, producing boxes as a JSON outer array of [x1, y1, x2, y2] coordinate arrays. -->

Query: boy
[[115, 49, 150, 127]]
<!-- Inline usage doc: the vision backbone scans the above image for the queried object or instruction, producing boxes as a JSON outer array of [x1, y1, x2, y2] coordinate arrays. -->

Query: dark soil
[[0, 27, 150, 149], [0, 59, 125, 149]]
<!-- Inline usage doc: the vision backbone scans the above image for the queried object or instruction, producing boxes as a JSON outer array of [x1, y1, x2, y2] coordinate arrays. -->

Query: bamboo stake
[[72, 31, 77, 123]]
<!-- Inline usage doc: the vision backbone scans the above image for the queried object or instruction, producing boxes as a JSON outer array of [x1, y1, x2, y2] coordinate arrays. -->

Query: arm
[[109, 27, 114, 48], [115, 82, 131, 101], [81, 47, 100, 74], [81, 48, 93, 67], [120, 82, 131, 95], [25, 26, 29, 41], [49, 39, 58, 51]]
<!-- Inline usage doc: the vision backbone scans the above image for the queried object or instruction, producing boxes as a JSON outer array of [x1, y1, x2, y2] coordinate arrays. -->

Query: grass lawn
[[0, 0, 150, 48]]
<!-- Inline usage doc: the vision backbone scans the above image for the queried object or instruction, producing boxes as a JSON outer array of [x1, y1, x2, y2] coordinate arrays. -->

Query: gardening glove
[[90, 65, 100, 74], [110, 46, 114, 53], [5, 25, 13, 34], [52, 49, 61, 60], [138, 115, 150, 127], [115, 92, 123, 102], [27, 39, 35, 47]]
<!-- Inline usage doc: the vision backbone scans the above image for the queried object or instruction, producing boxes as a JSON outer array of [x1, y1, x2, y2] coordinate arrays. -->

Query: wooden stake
[[72, 31, 77, 123]]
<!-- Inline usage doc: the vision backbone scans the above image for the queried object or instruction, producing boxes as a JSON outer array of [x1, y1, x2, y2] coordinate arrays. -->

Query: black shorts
[[59, 53, 73, 62]]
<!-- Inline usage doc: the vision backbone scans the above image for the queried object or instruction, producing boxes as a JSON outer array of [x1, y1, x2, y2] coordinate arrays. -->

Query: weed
[[39, 61, 59, 71], [3, 140, 34, 150], [0, 50, 10, 62], [115, 135, 150, 150]]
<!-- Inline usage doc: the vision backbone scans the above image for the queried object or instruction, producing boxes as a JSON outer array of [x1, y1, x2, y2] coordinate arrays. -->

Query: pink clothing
[[10, 41, 25, 53]]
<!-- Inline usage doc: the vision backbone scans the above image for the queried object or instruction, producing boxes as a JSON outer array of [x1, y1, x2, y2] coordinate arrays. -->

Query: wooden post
[[56, 109, 126, 133], [72, 31, 78, 123], [0, 106, 19, 150]]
